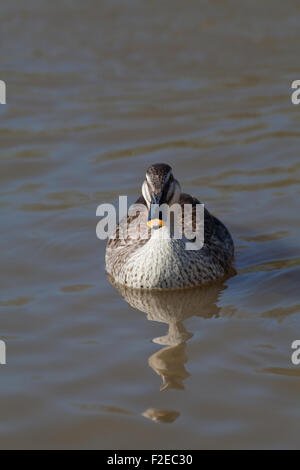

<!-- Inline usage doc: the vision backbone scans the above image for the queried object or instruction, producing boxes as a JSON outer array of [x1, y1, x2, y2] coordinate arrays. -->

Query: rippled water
[[1, 0, 300, 449]]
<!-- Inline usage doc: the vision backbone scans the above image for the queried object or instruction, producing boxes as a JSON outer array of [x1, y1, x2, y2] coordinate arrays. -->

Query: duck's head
[[142, 163, 181, 229]]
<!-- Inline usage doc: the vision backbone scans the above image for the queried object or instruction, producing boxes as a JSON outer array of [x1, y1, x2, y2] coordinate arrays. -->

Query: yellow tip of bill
[[147, 218, 164, 228]]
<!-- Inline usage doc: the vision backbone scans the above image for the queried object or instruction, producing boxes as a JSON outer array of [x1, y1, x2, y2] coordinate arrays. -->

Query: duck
[[105, 163, 234, 289]]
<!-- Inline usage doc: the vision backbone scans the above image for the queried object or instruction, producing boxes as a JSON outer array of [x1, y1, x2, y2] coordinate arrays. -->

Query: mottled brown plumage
[[106, 163, 234, 289]]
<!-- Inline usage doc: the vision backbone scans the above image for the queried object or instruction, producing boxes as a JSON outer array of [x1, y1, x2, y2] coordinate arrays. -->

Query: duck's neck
[[145, 225, 187, 251], [125, 225, 189, 289]]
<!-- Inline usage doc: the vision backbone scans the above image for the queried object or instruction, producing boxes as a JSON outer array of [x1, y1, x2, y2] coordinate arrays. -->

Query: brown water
[[1, 0, 300, 449]]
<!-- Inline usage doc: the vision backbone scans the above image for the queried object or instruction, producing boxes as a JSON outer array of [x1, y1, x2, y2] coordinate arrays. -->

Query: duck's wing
[[107, 195, 150, 249], [181, 193, 234, 258], [180, 193, 214, 244]]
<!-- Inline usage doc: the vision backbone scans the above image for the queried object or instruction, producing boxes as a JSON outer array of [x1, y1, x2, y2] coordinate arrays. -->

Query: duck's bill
[[147, 218, 164, 229], [147, 191, 166, 229]]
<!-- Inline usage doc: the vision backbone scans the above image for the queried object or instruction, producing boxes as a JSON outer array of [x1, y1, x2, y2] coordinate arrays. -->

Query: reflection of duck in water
[[106, 163, 234, 289], [149, 343, 189, 391], [110, 277, 231, 391], [142, 408, 180, 424]]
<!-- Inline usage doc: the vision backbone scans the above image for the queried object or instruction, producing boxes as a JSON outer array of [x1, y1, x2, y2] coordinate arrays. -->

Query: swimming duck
[[106, 163, 234, 289]]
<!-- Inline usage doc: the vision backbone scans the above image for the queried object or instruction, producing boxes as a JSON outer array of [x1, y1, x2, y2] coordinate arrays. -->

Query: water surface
[[1, 0, 300, 449]]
